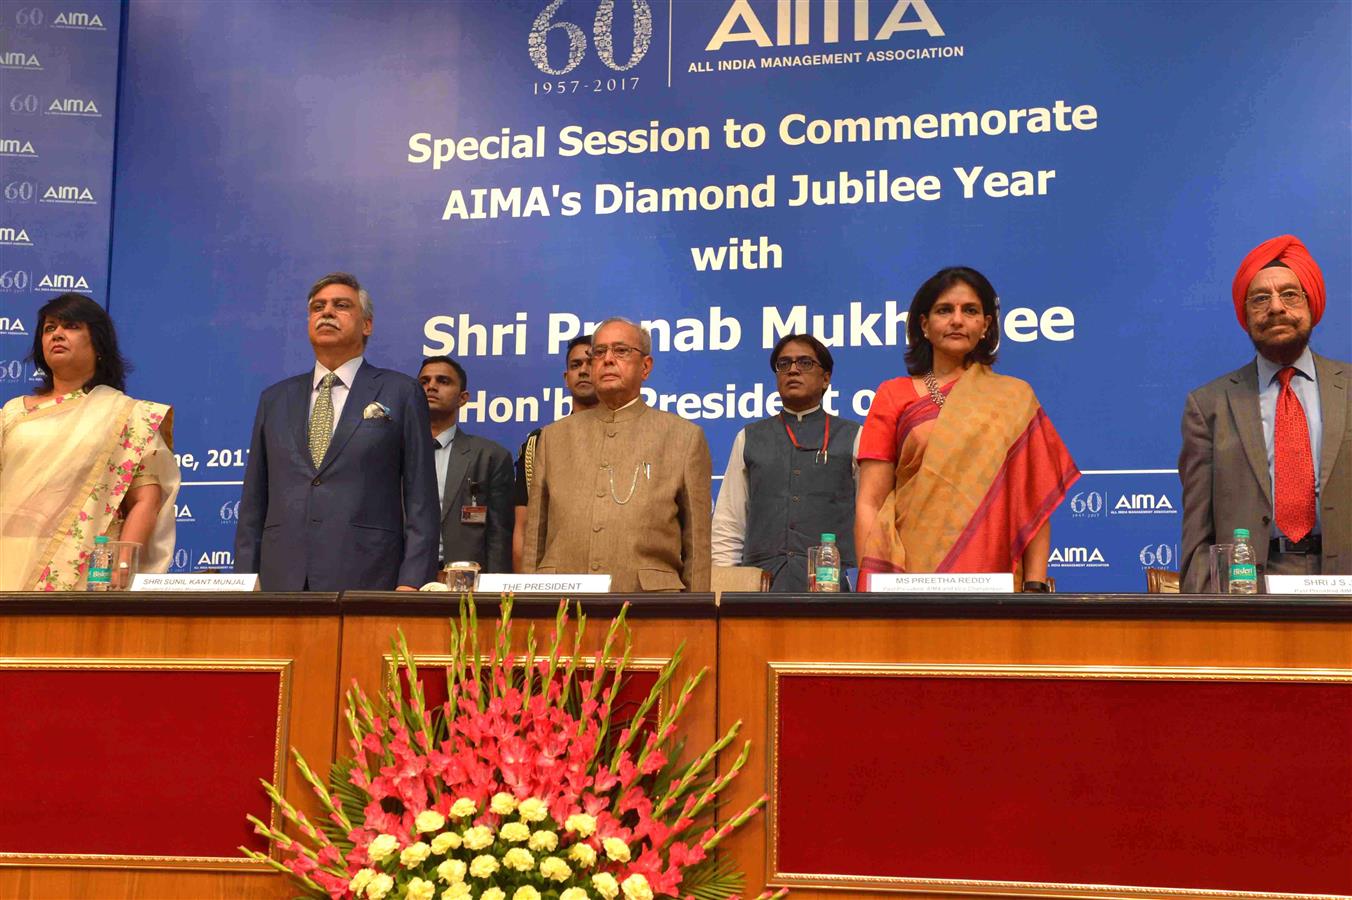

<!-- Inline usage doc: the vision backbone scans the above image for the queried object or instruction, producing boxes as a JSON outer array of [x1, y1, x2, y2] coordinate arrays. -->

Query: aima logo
[[1111, 493, 1176, 515], [46, 98, 100, 117], [174, 504, 195, 522], [1068, 490, 1105, 518], [1048, 546, 1109, 568], [0, 316, 28, 335], [0, 138, 38, 157], [52, 11, 106, 30], [1138, 543, 1177, 569], [37, 273, 90, 290], [0, 52, 42, 70], [196, 550, 235, 570], [41, 185, 95, 204], [0, 227, 33, 246], [707, 0, 943, 51]]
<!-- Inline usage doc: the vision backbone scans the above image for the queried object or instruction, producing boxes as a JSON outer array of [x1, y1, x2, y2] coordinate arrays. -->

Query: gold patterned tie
[[309, 372, 337, 467]]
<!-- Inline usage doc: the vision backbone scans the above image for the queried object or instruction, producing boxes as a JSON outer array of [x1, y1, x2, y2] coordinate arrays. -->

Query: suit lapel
[[291, 373, 316, 471], [441, 436, 472, 524], [1315, 353, 1347, 491], [1225, 362, 1271, 507], [319, 362, 378, 475]]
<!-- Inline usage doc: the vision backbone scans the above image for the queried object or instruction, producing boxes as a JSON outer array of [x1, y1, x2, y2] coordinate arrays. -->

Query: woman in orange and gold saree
[[854, 267, 1079, 592], [0, 294, 178, 591]]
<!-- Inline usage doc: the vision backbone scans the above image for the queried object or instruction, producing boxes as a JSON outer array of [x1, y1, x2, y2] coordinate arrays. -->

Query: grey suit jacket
[[1178, 351, 1350, 592], [438, 430, 513, 573]]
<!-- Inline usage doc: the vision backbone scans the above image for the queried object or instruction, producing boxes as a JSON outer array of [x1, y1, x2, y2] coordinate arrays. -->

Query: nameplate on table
[[1265, 574, 1352, 596], [868, 573, 1015, 593], [130, 573, 261, 591], [476, 574, 612, 594]]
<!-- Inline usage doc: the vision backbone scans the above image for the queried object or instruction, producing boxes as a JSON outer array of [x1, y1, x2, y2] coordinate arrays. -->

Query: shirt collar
[[782, 404, 822, 422], [433, 424, 459, 449], [1256, 345, 1315, 387], [313, 355, 364, 390]]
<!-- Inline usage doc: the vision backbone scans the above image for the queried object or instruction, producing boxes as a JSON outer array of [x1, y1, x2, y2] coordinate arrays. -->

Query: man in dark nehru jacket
[[1179, 236, 1350, 591], [712, 334, 861, 590], [523, 317, 712, 592], [511, 334, 598, 571]]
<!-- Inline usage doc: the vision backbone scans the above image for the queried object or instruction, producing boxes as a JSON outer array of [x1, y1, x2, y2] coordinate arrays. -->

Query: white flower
[[513, 888, 541, 900], [568, 842, 597, 867], [517, 797, 549, 823], [490, 792, 517, 815], [528, 830, 558, 852], [400, 841, 431, 867], [468, 854, 500, 878], [430, 831, 462, 855], [367, 833, 400, 862], [416, 810, 447, 833], [560, 889, 590, 900], [449, 797, 477, 818], [366, 873, 395, 900], [592, 872, 620, 900], [564, 813, 597, 837], [601, 836, 630, 862], [406, 877, 437, 900], [462, 825, 494, 851], [500, 821, 531, 843], [539, 856, 572, 882], [621, 873, 653, 900], [349, 868, 376, 895], [441, 883, 471, 900], [502, 847, 535, 871], [436, 858, 467, 884]]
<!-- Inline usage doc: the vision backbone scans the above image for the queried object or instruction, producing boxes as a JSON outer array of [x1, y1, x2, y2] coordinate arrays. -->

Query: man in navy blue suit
[[234, 272, 439, 591]]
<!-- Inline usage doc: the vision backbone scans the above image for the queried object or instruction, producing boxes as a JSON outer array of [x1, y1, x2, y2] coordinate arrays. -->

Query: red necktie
[[1274, 367, 1316, 542]]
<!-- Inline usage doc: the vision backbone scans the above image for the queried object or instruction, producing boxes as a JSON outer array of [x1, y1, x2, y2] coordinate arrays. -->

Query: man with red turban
[[1178, 236, 1350, 591]]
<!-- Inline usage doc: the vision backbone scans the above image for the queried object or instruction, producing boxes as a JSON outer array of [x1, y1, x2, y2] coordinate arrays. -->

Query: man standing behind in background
[[523, 317, 711, 592], [512, 334, 597, 571], [235, 272, 438, 591], [419, 355, 514, 574], [713, 334, 861, 590], [1179, 236, 1350, 591]]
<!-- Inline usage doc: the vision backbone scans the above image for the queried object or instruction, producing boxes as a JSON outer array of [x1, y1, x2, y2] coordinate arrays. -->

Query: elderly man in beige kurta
[[523, 318, 712, 592]]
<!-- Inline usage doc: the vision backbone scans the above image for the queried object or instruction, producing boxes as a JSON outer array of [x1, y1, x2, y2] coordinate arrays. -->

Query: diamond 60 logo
[[529, 0, 653, 75], [1138, 543, 1178, 569], [1068, 490, 1105, 518]]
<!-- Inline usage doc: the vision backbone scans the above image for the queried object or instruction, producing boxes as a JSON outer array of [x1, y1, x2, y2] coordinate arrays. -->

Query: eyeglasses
[[1247, 289, 1307, 310], [773, 356, 822, 373], [591, 344, 642, 360]]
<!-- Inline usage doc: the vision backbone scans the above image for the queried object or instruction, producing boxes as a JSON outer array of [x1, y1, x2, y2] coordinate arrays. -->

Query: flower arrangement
[[243, 598, 781, 900]]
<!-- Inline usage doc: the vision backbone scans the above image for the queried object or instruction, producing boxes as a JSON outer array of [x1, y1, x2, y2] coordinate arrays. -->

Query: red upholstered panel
[[775, 673, 1352, 894], [0, 668, 281, 858]]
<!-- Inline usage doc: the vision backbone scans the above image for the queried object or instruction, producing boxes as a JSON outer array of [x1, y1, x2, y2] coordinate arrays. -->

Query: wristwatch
[[1022, 580, 1050, 593]]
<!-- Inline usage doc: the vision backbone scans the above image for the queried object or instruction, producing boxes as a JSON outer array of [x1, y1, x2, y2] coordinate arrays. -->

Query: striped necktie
[[309, 372, 337, 468]]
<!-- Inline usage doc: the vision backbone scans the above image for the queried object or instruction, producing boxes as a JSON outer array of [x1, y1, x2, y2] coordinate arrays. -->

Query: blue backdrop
[[14, 0, 1352, 590]]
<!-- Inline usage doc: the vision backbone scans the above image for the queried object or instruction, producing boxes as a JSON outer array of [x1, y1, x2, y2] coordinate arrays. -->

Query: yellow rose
[[468, 854, 500, 879], [449, 797, 477, 818], [367, 833, 400, 863], [564, 813, 597, 837], [416, 810, 447, 833], [406, 877, 437, 900], [462, 825, 495, 851], [601, 837, 630, 863], [441, 883, 471, 900], [366, 873, 395, 900], [349, 868, 376, 895], [539, 856, 572, 882], [517, 797, 549, 823], [592, 872, 620, 900], [430, 831, 462, 855], [513, 888, 542, 900], [568, 842, 597, 867], [490, 792, 517, 815], [502, 847, 535, 872], [436, 858, 467, 884], [560, 889, 590, 900], [481, 889, 506, 900], [499, 821, 531, 843], [528, 830, 558, 852], [621, 873, 653, 900], [401, 841, 432, 868]]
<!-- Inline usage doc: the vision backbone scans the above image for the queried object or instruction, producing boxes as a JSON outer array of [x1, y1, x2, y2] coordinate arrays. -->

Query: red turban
[[1232, 235, 1325, 328]]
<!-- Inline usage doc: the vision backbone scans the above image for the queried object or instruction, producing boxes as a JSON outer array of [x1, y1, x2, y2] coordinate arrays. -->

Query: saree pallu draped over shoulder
[[859, 365, 1079, 587], [0, 386, 179, 590]]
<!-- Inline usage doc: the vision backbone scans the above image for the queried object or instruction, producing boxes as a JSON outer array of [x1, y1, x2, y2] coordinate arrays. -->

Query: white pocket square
[[362, 402, 392, 421]]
